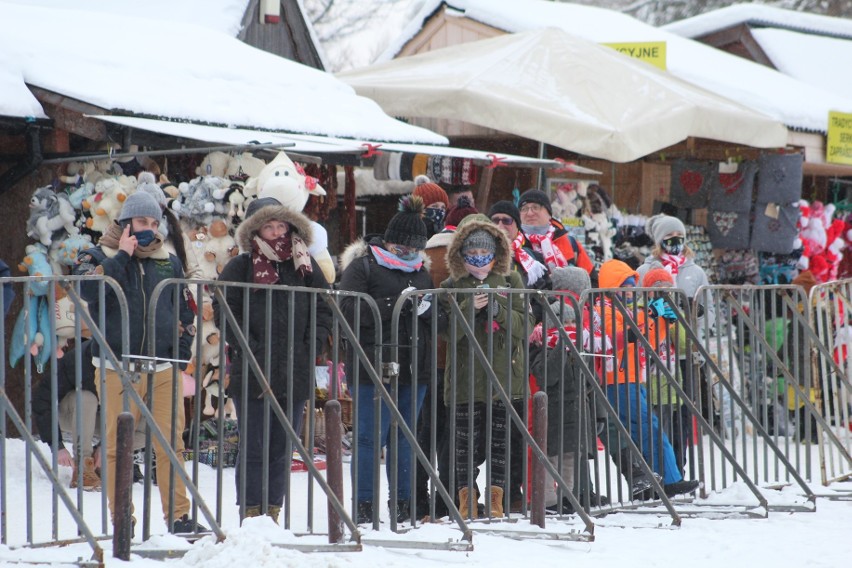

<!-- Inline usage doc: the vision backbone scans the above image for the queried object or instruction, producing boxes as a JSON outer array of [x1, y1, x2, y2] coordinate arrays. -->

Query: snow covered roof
[[662, 4, 852, 40], [0, 1, 441, 144], [749, 28, 852, 101], [378, 0, 852, 134]]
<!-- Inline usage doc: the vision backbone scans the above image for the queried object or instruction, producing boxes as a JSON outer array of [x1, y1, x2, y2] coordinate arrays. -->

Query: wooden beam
[[475, 166, 494, 212]]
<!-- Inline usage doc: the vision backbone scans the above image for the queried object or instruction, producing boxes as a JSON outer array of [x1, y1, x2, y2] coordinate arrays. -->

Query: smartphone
[[476, 283, 490, 289]]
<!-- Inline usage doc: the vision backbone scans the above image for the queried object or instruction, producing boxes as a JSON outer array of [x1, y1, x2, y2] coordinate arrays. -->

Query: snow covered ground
[[0, 437, 850, 567]]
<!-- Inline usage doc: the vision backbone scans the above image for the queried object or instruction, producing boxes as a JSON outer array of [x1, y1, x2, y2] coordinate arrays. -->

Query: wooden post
[[113, 412, 135, 559], [475, 166, 494, 212], [325, 401, 345, 543], [530, 391, 547, 529]]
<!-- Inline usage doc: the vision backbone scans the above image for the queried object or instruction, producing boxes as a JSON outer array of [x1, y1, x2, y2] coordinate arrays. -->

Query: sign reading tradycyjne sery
[[827, 111, 852, 166], [603, 42, 667, 71]]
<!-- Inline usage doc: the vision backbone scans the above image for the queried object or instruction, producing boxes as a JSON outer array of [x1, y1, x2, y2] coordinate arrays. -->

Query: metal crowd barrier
[[809, 279, 852, 491]]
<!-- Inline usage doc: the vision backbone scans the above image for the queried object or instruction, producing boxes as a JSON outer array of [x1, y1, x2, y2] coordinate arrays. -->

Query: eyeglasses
[[520, 203, 545, 214], [491, 216, 515, 226]]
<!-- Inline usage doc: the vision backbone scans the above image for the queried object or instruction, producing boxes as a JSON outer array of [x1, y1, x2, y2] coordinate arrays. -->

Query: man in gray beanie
[[74, 190, 204, 535]]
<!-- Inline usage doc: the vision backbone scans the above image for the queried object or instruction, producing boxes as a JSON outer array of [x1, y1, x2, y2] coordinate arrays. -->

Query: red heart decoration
[[719, 173, 744, 195], [680, 170, 704, 195]]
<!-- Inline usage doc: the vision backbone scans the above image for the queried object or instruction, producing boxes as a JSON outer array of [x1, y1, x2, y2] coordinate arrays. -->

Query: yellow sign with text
[[603, 42, 667, 71], [827, 111, 852, 166]]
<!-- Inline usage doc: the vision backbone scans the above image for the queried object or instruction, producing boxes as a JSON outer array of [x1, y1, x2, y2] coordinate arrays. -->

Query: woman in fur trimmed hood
[[338, 196, 435, 525], [439, 215, 532, 519], [215, 197, 332, 523]]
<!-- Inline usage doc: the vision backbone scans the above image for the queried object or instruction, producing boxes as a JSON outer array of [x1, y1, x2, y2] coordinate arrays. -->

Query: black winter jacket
[[215, 205, 332, 403], [338, 237, 434, 386], [75, 245, 193, 366]]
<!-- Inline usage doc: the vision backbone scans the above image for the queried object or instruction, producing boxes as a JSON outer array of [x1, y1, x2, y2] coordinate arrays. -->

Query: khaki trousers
[[97, 367, 189, 521]]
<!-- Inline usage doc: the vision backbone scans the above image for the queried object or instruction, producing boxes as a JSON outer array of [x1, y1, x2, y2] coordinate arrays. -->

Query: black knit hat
[[384, 195, 428, 249], [517, 189, 552, 216], [488, 200, 521, 229]]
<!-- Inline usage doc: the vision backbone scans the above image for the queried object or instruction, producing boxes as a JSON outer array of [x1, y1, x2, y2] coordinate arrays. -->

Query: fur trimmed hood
[[446, 219, 512, 280], [235, 204, 314, 252], [339, 237, 431, 273]]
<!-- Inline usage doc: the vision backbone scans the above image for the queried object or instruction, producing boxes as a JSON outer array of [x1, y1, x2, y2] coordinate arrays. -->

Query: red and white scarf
[[251, 231, 312, 285], [659, 253, 686, 276], [512, 234, 547, 286], [525, 226, 568, 269]]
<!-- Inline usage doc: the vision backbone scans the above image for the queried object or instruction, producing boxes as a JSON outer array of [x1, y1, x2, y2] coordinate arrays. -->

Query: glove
[[648, 297, 677, 322]]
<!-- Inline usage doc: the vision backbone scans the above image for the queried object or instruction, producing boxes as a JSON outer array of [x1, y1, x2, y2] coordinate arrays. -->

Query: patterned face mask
[[463, 252, 495, 267], [661, 236, 685, 256], [424, 206, 446, 227], [388, 244, 421, 261]]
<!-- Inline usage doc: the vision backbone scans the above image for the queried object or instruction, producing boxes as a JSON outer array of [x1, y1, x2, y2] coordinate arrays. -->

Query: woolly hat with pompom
[[642, 266, 675, 288], [384, 195, 428, 249], [445, 195, 478, 227], [412, 175, 449, 209]]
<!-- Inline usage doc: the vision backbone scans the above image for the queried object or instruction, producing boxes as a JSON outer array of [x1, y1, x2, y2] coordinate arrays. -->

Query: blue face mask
[[463, 252, 495, 267], [134, 230, 157, 246]]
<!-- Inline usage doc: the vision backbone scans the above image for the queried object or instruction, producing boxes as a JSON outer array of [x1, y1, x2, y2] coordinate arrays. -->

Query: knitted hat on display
[[462, 229, 497, 253], [445, 196, 478, 227], [642, 267, 675, 288], [488, 200, 522, 229], [646, 214, 686, 245], [118, 191, 162, 223], [412, 175, 449, 209], [551, 266, 591, 294], [517, 189, 552, 216], [384, 195, 428, 249]]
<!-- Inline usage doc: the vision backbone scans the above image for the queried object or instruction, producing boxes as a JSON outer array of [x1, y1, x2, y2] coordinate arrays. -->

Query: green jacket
[[439, 219, 532, 404]]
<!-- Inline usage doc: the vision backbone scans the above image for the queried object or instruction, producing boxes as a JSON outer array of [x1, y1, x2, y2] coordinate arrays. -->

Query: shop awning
[[89, 115, 599, 173], [339, 28, 790, 163]]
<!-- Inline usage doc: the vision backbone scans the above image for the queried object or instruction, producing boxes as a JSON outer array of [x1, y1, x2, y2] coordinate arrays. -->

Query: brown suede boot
[[242, 506, 261, 522], [489, 486, 505, 518], [458, 487, 479, 520], [70, 457, 101, 491], [267, 506, 281, 524], [80, 456, 101, 491]]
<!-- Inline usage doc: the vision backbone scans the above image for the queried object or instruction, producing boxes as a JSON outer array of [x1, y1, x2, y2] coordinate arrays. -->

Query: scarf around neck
[[370, 245, 423, 273], [251, 230, 312, 285], [99, 222, 164, 258], [659, 253, 686, 276], [525, 226, 568, 269], [512, 233, 547, 286]]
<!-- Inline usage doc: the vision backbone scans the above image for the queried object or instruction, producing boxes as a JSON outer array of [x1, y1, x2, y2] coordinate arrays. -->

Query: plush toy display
[[248, 152, 335, 283], [50, 233, 93, 275], [10, 244, 54, 371], [26, 186, 78, 246], [85, 178, 127, 234], [202, 219, 238, 277]]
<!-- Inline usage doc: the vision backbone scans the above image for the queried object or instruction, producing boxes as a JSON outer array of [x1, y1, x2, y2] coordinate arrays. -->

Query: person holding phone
[[438, 215, 532, 519], [74, 191, 203, 535]]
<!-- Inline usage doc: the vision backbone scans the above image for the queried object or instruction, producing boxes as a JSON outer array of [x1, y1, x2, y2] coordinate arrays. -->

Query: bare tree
[[304, 0, 416, 43]]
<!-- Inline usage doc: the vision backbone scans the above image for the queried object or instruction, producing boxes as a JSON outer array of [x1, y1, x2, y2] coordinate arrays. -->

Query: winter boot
[[80, 456, 101, 491], [489, 486, 505, 519], [663, 479, 699, 497], [241, 506, 261, 522], [458, 487, 478, 520], [267, 506, 281, 524], [617, 448, 659, 500], [356, 501, 373, 524], [390, 499, 411, 523]]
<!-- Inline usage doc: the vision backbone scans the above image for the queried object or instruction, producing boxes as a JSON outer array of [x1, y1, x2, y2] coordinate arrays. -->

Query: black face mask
[[661, 236, 685, 256], [424, 207, 446, 229]]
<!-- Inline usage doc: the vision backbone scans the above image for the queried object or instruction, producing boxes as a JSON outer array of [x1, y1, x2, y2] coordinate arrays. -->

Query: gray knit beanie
[[118, 191, 162, 223], [647, 214, 686, 245], [550, 266, 591, 294], [462, 229, 496, 253]]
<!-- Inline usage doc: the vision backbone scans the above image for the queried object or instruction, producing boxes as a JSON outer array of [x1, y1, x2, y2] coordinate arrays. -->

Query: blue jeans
[[607, 383, 682, 484], [233, 395, 306, 508], [356, 383, 427, 502]]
